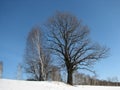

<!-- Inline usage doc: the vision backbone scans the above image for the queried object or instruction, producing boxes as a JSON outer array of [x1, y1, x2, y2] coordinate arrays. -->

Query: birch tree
[[24, 28, 50, 81]]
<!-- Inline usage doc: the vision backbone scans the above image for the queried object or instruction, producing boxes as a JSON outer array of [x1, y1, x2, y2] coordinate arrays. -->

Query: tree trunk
[[67, 68, 73, 85], [39, 63, 44, 81]]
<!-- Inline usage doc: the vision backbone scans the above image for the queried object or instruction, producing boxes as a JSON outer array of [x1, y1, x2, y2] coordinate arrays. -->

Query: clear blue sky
[[0, 0, 120, 80]]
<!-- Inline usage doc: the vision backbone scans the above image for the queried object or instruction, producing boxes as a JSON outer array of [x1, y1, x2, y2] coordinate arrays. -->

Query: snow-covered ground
[[0, 79, 120, 90]]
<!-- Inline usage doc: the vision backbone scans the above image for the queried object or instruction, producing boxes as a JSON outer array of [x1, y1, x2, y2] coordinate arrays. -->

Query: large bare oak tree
[[46, 12, 109, 85]]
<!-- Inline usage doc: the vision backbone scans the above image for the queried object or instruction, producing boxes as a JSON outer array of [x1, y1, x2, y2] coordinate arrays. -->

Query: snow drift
[[0, 79, 120, 90]]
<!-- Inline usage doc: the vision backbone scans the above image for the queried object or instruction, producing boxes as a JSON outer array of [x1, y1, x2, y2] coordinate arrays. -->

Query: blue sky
[[0, 0, 120, 80]]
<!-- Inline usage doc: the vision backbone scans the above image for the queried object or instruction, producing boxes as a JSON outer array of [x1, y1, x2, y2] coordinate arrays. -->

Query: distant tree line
[[73, 71, 120, 86]]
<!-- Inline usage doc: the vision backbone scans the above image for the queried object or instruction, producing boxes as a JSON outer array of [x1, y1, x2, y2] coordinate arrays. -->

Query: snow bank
[[0, 79, 73, 90], [0, 79, 120, 90]]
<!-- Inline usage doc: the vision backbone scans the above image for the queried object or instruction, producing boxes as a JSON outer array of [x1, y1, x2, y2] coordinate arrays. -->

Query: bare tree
[[49, 66, 61, 81], [0, 61, 3, 78], [46, 12, 109, 85], [24, 27, 51, 81], [16, 63, 22, 80]]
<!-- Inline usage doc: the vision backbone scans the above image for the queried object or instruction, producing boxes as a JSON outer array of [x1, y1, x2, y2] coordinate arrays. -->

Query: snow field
[[0, 79, 120, 90]]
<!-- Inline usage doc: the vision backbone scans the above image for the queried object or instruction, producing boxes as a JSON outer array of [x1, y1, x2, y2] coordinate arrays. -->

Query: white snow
[[0, 79, 120, 90]]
